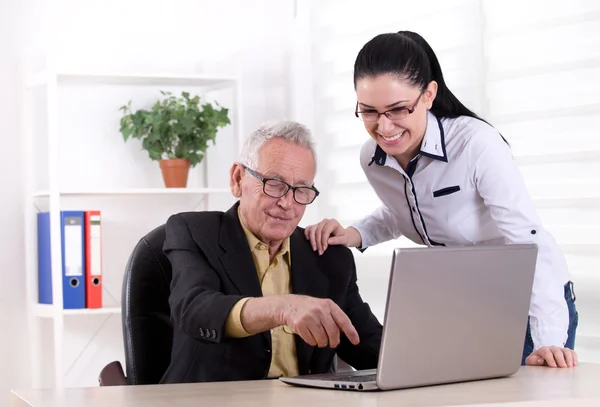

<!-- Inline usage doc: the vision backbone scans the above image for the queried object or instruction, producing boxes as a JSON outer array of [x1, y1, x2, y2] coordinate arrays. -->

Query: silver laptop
[[280, 244, 538, 391]]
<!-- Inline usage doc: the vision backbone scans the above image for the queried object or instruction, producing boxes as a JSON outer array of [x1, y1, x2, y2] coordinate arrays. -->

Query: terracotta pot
[[159, 159, 191, 188]]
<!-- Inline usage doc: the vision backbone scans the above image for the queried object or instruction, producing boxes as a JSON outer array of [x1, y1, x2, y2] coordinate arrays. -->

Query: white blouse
[[352, 111, 571, 350]]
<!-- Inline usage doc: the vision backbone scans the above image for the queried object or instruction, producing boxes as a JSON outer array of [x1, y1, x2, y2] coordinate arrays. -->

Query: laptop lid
[[376, 244, 538, 390]]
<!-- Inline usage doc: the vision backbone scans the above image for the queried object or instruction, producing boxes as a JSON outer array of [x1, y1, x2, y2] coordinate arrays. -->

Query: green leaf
[[118, 90, 231, 167]]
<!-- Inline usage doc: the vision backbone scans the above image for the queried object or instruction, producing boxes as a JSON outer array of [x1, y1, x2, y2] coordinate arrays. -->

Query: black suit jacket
[[160, 202, 382, 384]]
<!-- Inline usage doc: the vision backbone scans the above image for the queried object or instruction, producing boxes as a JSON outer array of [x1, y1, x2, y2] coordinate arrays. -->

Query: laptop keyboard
[[322, 374, 377, 382]]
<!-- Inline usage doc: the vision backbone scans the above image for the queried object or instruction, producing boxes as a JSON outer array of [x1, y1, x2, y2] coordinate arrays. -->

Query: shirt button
[[412, 207, 416, 212]]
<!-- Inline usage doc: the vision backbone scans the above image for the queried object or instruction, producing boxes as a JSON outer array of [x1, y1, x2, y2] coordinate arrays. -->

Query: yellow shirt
[[224, 214, 299, 378]]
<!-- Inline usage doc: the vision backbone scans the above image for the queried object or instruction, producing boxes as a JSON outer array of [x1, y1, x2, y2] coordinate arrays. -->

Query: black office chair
[[98, 224, 173, 386]]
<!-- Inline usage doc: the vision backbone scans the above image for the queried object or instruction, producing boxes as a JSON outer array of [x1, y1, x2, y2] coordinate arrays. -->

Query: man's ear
[[230, 162, 244, 198]]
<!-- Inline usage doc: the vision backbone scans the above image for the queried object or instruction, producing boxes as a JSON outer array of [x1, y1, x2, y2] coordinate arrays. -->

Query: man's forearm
[[240, 295, 286, 334]]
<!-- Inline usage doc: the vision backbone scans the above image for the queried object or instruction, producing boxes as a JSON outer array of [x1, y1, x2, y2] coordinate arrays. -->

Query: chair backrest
[[121, 224, 173, 385]]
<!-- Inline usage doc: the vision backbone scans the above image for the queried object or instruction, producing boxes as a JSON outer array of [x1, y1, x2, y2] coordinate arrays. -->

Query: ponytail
[[396, 31, 483, 120]]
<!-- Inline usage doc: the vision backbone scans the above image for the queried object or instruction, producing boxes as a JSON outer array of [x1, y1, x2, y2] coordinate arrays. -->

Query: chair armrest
[[98, 361, 128, 386]]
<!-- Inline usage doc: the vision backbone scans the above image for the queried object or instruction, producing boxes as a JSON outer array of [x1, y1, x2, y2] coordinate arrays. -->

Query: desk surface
[[10, 363, 600, 407]]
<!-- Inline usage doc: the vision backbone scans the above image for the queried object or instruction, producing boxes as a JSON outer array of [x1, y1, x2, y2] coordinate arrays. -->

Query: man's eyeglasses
[[243, 165, 319, 205], [355, 92, 424, 122]]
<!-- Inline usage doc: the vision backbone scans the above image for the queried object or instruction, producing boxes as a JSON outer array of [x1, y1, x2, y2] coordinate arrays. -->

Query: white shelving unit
[[32, 304, 123, 319], [25, 71, 240, 89], [21, 67, 243, 388], [32, 188, 231, 198]]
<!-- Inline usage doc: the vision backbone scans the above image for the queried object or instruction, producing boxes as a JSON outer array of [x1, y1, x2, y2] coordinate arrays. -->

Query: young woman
[[304, 31, 578, 368]]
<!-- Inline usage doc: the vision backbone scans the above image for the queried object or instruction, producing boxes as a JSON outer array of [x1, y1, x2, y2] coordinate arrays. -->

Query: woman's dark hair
[[354, 30, 508, 143], [354, 31, 482, 121]]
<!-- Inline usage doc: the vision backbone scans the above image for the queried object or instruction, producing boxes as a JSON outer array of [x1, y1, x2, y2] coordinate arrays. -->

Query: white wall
[[5, 0, 301, 391], [0, 0, 40, 403]]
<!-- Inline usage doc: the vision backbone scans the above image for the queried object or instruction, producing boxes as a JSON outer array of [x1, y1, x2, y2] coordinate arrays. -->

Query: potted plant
[[119, 90, 231, 188]]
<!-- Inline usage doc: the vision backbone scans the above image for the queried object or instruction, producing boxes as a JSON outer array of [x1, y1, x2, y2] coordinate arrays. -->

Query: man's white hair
[[239, 120, 317, 171]]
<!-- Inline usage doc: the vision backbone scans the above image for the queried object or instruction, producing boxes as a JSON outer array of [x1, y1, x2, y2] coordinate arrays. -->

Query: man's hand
[[278, 295, 360, 348], [525, 346, 578, 368]]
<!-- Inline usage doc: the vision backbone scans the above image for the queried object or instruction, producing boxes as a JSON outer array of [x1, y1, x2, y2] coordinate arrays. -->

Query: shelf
[[26, 70, 239, 88], [32, 304, 121, 318], [32, 187, 231, 198]]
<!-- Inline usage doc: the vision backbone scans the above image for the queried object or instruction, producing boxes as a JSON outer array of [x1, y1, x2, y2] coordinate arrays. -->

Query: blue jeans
[[521, 281, 578, 365]]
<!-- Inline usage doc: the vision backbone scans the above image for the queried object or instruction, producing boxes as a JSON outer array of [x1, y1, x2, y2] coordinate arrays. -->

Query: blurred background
[[1, 0, 598, 398]]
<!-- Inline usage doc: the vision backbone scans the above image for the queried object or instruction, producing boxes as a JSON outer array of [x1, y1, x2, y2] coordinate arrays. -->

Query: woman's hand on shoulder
[[304, 218, 362, 255]]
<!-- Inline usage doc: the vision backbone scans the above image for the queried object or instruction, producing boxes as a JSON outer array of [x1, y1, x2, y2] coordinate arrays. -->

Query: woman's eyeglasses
[[355, 92, 423, 122]]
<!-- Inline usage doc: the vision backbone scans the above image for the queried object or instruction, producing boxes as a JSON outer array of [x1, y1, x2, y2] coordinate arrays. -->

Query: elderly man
[[160, 120, 382, 384]]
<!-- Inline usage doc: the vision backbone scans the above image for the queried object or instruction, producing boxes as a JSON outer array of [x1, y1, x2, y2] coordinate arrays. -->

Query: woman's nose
[[377, 114, 395, 133]]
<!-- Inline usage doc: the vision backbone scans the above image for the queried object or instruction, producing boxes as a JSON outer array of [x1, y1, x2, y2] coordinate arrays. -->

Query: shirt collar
[[237, 207, 291, 260], [368, 111, 448, 167], [419, 111, 448, 162]]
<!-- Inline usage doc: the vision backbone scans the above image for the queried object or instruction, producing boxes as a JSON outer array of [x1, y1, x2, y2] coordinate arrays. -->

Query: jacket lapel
[[290, 229, 329, 374], [217, 203, 263, 298], [217, 203, 271, 352]]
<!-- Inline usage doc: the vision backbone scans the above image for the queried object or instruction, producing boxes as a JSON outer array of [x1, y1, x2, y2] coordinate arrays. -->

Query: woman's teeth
[[381, 131, 405, 141]]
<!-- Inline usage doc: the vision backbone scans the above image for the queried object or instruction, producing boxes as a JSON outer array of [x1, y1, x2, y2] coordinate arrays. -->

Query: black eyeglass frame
[[243, 165, 320, 205]]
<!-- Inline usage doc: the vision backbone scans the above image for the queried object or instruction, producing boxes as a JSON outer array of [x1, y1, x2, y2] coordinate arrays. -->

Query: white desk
[[10, 363, 600, 407]]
